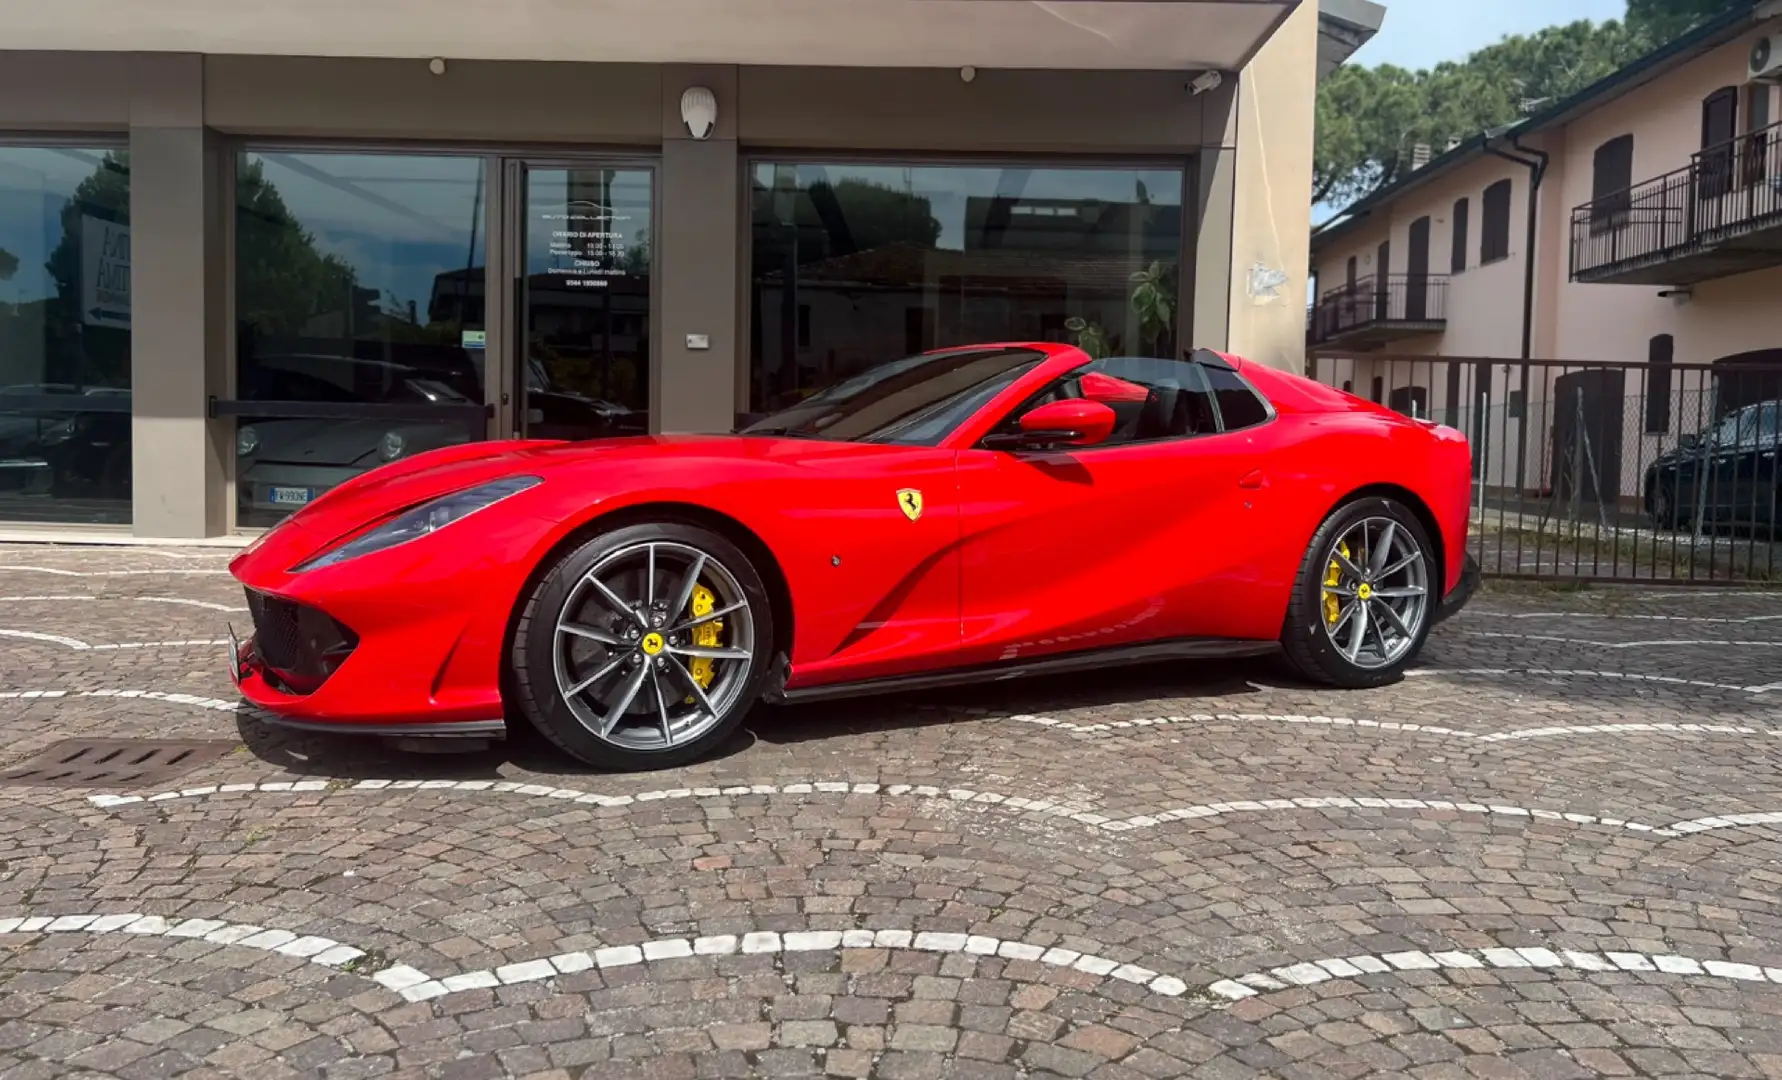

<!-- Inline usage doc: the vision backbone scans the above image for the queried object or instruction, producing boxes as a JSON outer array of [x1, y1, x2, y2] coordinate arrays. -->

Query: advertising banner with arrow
[[80, 214, 130, 330]]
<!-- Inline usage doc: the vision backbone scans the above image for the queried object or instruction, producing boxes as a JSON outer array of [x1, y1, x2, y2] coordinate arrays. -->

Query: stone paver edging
[[1470, 610, 1782, 625], [0, 594, 245, 612], [1464, 631, 1782, 649], [0, 688, 258, 715], [1208, 945, 1782, 1003], [1006, 709, 1782, 743], [0, 565, 230, 577], [13, 684, 1782, 750], [0, 629, 228, 651], [7, 913, 1779, 1015], [1408, 666, 1782, 695], [83, 776, 1689, 838], [0, 912, 1192, 1005]]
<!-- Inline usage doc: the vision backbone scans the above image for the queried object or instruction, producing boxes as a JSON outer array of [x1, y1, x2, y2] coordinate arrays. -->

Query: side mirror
[[986, 399, 1116, 450]]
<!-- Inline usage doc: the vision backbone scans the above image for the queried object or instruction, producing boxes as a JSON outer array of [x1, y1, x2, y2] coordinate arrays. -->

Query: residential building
[[1308, 0, 1782, 518], [0, 0, 1379, 540]]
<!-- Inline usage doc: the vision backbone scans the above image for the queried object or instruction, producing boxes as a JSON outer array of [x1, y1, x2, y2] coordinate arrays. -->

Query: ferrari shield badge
[[896, 489, 923, 522]]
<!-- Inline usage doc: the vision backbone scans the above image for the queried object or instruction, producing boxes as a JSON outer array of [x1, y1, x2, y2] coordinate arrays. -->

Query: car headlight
[[293, 476, 541, 572], [40, 418, 78, 446], [379, 430, 406, 462], [237, 426, 259, 458]]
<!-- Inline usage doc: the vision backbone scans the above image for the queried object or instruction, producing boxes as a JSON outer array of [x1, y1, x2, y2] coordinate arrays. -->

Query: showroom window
[[747, 162, 1184, 414], [234, 151, 487, 526], [0, 145, 131, 525]]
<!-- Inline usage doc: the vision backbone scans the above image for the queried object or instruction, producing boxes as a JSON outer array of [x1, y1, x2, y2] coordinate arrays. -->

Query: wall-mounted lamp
[[428, 58, 446, 76], [680, 86, 717, 140]]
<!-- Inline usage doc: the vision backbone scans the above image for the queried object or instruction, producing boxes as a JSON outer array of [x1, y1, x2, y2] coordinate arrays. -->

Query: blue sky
[[1350, 0, 1629, 69]]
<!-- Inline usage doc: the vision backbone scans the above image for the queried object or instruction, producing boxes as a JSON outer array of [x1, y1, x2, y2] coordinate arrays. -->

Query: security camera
[[1189, 70, 1224, 95]]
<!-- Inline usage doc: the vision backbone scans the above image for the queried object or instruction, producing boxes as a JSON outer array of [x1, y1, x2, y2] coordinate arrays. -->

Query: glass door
[[509, 162, 654, 441]]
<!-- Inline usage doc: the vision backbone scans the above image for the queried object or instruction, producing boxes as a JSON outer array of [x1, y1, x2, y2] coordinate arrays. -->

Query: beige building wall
[[1550, 31, 1782, 373], [1311, 155, 1530, 361], [1311, 23, 1782, 504]]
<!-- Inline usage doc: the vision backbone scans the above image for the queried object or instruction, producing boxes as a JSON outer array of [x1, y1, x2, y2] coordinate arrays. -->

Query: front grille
[[244, 588, 359, 694]]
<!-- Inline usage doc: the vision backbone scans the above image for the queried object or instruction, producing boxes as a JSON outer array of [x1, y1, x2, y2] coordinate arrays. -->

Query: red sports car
[[229, 343, 1479, 771]]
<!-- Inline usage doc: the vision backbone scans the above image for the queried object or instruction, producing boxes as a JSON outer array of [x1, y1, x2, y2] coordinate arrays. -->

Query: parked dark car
[[1644, 400, 1780, 532]]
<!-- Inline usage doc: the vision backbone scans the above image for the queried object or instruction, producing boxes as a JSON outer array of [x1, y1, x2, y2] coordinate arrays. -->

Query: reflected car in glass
[[236, 355, 480, 519], [229, 343, 1481, 772]]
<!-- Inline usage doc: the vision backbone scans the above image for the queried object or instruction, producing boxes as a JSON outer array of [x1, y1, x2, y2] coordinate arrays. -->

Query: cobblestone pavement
[[3, 543, 1782, 1079]]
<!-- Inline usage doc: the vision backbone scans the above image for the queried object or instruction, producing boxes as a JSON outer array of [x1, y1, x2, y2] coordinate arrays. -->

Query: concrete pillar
[[655, 65, 740, 434], [1186, 146, 1236, 353], [1223, 0, 1318, 372], [128, 54, 228, 537]]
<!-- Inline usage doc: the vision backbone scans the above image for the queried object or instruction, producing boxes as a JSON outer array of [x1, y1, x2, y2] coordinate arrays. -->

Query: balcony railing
[[1307, 273, 1448, 347], [1571, 120, 1782, 285]]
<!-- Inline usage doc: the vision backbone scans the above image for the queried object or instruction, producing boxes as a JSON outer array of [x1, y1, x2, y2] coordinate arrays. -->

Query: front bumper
[[1432, 552, 1481, 626], [226, 514, 551, 732]]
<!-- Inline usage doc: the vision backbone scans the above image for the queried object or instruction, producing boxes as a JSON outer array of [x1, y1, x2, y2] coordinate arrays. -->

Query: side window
[[1204, 366, 1272, 431], [991, 356, 1220, 447], [1753, 402, 1780, 447]]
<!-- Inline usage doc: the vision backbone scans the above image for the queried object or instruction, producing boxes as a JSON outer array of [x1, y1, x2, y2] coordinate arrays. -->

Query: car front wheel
[[1279, 497, 1435, 689], [510, 522, 775, 771]]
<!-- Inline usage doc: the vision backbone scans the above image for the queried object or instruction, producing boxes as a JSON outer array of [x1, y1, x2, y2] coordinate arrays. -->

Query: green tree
[[39, 150, 132, 385], [1315, 0, 1735, 206], [1626, 0, 1738, 43], [233, 156, 362, 337]]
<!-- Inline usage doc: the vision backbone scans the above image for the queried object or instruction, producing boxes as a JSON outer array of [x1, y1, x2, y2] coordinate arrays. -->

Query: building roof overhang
[[8, 0, 1306, 72]]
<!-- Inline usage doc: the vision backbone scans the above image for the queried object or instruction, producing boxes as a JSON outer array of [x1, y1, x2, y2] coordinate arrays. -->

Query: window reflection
[[748, 163, 1183, 415], [235, 152, 486, 526], [520, 168, 651, 440], [0, 147, 131, 524]]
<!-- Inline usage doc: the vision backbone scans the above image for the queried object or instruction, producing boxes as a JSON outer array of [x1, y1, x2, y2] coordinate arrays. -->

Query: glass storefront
[[747, 162, 1184, 414], [0, 146, 131, 524], [517, 165, 651, 440], [234, 151, 487, 526]]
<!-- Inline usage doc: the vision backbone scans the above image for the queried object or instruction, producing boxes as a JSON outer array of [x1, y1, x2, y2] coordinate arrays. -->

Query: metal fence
[[1307, 353, 1782, 583]]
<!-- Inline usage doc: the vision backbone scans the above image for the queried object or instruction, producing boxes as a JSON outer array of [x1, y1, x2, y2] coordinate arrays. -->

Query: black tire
[[1649, 478, 1685, 530], [1279, 496, 1436, 689], [509, 521, 776, 772]]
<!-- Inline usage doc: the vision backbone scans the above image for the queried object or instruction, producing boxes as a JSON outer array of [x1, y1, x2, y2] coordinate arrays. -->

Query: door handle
[[1238, 469, 1266, 490]]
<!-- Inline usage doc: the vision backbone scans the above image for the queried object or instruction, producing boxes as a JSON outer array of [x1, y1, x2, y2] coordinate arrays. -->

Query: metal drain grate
[[0, 739, 235, 788]]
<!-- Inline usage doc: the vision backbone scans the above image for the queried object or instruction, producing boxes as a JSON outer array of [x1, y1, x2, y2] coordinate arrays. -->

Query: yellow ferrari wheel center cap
[[1356, 584, 1373, 601], [640, 632, 665, 656]]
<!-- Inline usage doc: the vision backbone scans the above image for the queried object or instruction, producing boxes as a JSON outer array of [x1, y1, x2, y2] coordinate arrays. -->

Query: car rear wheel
[[1649, 478, 1687, 530], [1279, 497, 1434, 689], [510, 522, 774, 771]]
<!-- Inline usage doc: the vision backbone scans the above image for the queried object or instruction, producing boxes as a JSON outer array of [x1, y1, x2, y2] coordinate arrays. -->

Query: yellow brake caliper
[[1322, 540, 1352, 627], [683, 584, 724, 704]]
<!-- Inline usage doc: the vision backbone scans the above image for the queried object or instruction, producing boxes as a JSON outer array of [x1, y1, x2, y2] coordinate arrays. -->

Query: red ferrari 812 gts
[[229, 343, 1480, 771]]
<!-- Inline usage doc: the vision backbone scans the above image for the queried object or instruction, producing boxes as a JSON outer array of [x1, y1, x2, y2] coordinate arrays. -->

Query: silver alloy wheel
[[1319, 516, 1429, 671], [551, 540, 755, 751]]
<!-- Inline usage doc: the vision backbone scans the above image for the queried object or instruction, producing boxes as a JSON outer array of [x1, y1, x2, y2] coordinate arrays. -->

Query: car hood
[[235, 433, 883, 569], [245, 419, 383, 467]]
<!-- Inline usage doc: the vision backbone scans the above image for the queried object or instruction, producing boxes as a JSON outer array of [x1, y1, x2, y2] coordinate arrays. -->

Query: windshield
[[737, 347, 1047, 445]]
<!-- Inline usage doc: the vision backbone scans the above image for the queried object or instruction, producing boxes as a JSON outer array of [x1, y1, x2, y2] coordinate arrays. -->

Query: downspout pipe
[[1483, 131, 1550, 493]]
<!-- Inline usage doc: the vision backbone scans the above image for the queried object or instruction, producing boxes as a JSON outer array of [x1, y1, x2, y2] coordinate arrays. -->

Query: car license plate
[[226, 623, 241, 683], [268, 486, 312, 506]]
